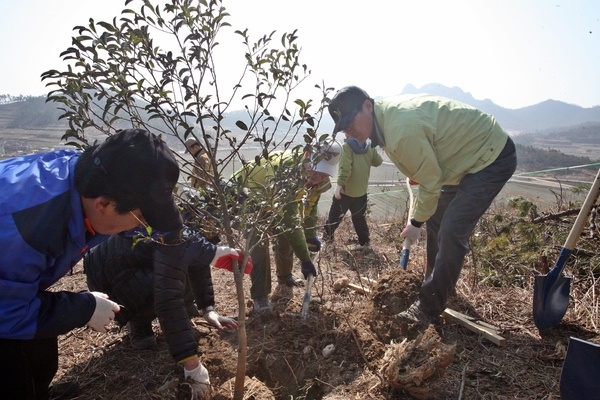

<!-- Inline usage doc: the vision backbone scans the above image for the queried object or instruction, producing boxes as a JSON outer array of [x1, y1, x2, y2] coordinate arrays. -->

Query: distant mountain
[[399, 83, 600, 133], [219, 83, 600, 135], [3, 83, 600, 138]]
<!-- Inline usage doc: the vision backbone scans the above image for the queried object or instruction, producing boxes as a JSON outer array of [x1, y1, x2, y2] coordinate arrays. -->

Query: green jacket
[[234, 150, 330, 263], [374, 94, 508, 222], [337, 141, 383, 197]]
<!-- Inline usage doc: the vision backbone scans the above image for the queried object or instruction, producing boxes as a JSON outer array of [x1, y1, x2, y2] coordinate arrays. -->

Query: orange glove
[[210, 247, 253, 274]]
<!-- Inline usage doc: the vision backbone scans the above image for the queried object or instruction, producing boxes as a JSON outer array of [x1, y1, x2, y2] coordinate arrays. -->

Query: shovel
[[533, 168, 600, 330], [300, 250, 319, 319], [400, 177, 417, 270], [560, 337, 600, 399], [300, 273, 314, 319]]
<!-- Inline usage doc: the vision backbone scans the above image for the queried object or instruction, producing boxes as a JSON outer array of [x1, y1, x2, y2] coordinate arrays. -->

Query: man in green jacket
[[323, 137, 383, 250], [328, 86, 517, 324], [234, 142, 341, 314]]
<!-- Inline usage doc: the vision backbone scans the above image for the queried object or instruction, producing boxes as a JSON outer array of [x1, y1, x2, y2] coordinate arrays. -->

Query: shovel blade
[[533, 273, 571, 330], [560, 337, 600, 399]]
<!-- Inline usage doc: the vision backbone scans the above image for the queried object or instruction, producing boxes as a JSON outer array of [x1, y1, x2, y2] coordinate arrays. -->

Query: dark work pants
[[420, 137, 517, 316], [324, 193, 370, 245], [0, 337, 58, 400]]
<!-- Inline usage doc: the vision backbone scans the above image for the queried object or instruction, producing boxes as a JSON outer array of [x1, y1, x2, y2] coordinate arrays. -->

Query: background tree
[[42, 0, 334, 398]]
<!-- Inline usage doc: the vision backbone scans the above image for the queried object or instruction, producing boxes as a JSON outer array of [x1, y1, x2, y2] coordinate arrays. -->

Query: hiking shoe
[[396, 301, 439, 325], [348, 242, 371, 251], [127, 321, 157, 350], [253, 296, 273, 315], [277, 274, 304, 287], [49, 381, 80, 400]]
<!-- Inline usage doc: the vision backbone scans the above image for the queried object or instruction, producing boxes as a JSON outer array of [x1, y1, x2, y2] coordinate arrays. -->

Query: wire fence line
[[317, 171, 593, 221]]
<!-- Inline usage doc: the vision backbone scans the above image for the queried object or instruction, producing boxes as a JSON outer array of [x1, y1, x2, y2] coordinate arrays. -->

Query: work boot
[[127, 320, 157, 350], [277, 274, 304, 287], [49, 381, 80, 400], [396, 301, 439, 325], [252, 296, 273, 315], [348, 242, 371, 251]]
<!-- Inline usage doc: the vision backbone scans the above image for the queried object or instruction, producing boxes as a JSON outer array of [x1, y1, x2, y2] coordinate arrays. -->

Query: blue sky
[[1, 0, 598, 109]]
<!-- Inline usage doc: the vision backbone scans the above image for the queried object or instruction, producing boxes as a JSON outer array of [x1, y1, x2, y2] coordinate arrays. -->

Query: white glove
[[87, 292, 120, 333], [401, 220, 422, 243], [209, 246, 253, 274], [334, 185, 344, 200], [184, 363, 211, 400], [204, 310, 238, 330], [210, 246, 238, 267]]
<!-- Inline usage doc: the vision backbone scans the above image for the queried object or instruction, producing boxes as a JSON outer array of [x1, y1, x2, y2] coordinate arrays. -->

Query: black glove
[[301, 260, 317, 279], [306, 237, 322, 252]]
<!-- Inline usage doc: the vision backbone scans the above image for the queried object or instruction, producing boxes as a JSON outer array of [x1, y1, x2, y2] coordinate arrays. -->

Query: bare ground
[[50, 217, 599, 399]]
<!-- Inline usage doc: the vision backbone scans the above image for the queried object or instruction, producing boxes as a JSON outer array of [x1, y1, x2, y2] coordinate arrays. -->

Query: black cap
[[328, 86, 370, 133], [93, 129, 183, 232]]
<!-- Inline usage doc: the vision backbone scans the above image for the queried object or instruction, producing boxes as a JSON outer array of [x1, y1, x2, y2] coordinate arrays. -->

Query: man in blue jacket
[[0, 129, 243, 399], [328, 86, 517, 325]]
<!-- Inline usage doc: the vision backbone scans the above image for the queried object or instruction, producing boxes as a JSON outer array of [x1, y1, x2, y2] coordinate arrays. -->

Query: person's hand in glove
[[203, 308, 238, 330], [301, 260, 317, 279], [401, 219, 423, 243], [306, 236, 321, 253], [210, 246, 253, 274], [334, 185, 344, 200], [87, 292, 120, 333], [184, 362, 211, 400]]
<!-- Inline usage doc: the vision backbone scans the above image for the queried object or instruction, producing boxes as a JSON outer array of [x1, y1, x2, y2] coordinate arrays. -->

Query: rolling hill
[[2, 84, 600, 160]]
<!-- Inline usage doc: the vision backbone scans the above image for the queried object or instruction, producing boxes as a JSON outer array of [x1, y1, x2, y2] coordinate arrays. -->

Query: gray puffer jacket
[[84, 232, 217, 362]]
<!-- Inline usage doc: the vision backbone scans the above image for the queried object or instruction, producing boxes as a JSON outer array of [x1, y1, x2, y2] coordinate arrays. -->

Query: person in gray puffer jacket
[[84, 228, 251, 399]]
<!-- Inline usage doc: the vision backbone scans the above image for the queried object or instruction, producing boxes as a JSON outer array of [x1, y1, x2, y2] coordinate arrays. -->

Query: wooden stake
[[442, 308, 506, 346], [347, 283, 370, 295]]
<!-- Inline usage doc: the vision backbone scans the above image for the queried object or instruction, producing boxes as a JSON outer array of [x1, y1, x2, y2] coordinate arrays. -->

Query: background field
[[0, 123, 594, 222]]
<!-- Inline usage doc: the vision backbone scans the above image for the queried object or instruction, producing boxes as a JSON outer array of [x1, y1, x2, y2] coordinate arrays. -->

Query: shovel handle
[[305, 273, 314, 289], [563, 168, 600, 251], [549, 168, 600, 276], [300, 274, 314, 319], [399, 177, 417, 270], [399, 238, 411, 270]]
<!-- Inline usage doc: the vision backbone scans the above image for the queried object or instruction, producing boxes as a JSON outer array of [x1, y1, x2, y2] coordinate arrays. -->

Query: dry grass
[[47, 200, 600, 399]]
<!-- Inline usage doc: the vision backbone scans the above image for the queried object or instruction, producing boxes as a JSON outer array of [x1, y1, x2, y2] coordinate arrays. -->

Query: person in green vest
[[233, 141, 341, 314], [328, 86, 516, 325], [323, 136, 383, 250]]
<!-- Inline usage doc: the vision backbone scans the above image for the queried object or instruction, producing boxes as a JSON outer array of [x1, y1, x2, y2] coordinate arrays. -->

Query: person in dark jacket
[[83, 229, 248, 375]]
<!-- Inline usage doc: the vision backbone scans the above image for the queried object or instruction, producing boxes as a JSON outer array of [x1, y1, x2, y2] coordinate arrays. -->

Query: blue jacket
[[0, 150, 108, 340]]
